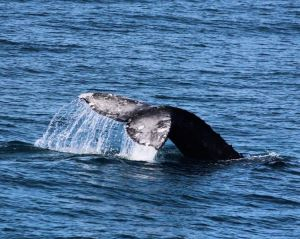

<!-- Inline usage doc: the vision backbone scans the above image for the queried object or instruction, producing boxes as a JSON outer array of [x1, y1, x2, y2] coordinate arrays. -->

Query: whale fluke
[[126, 107, 171, 149], [79, 92, 241, 161]]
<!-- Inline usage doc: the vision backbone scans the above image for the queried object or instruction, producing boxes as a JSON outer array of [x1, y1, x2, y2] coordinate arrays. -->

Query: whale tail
[[79, 92, 241, 161]]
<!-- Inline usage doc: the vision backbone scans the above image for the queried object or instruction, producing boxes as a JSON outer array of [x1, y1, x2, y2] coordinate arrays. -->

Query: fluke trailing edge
[[79, 92, 241, 161]]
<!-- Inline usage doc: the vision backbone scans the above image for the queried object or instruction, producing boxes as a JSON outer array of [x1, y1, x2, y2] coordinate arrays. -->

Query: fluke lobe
[[79, 92, 241, 161]]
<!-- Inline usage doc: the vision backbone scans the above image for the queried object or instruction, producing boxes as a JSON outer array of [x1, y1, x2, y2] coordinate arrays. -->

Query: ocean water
[[0, 0, 299, 238]]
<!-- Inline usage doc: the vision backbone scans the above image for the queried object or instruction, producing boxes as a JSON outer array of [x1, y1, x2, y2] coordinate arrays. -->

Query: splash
[[35, 99, 157, 162], [118, 132, 157, 162]]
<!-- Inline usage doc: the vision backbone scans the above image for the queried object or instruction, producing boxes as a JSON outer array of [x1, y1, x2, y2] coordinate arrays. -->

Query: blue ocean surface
[[0, 1, 299, 238]]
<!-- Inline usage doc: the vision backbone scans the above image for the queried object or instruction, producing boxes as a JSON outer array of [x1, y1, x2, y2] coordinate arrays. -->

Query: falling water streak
[[38, 101, 75, 146], [35, 99, 158, 162]]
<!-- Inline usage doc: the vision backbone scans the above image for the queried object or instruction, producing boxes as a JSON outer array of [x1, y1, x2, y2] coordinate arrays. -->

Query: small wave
[[245, 194, 300, 206], [0, 38, 82, 53], [202, 151, 290, 169], [0, 39, 20, 46]]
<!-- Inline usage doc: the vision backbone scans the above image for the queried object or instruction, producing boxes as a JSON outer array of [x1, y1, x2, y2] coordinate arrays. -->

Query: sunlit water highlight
[[35, 99, 157, 162]]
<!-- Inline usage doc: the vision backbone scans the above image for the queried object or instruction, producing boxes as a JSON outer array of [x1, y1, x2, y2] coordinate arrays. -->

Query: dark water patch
[[0, 141, 43, 155], [263, 159, 288, 168], [19, 44, 82, 54], [206, 215, 251, 225], [0, 39, 83, 54], [26, 12, 49, 17], [0, 39, 21, 46], [245, 194, 300, 207], [0, 115, 38, 124]]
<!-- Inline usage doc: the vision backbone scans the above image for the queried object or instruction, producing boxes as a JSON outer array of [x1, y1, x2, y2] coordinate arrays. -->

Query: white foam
[[118, 132, 157, 162], [35, 99, 157, 162]]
